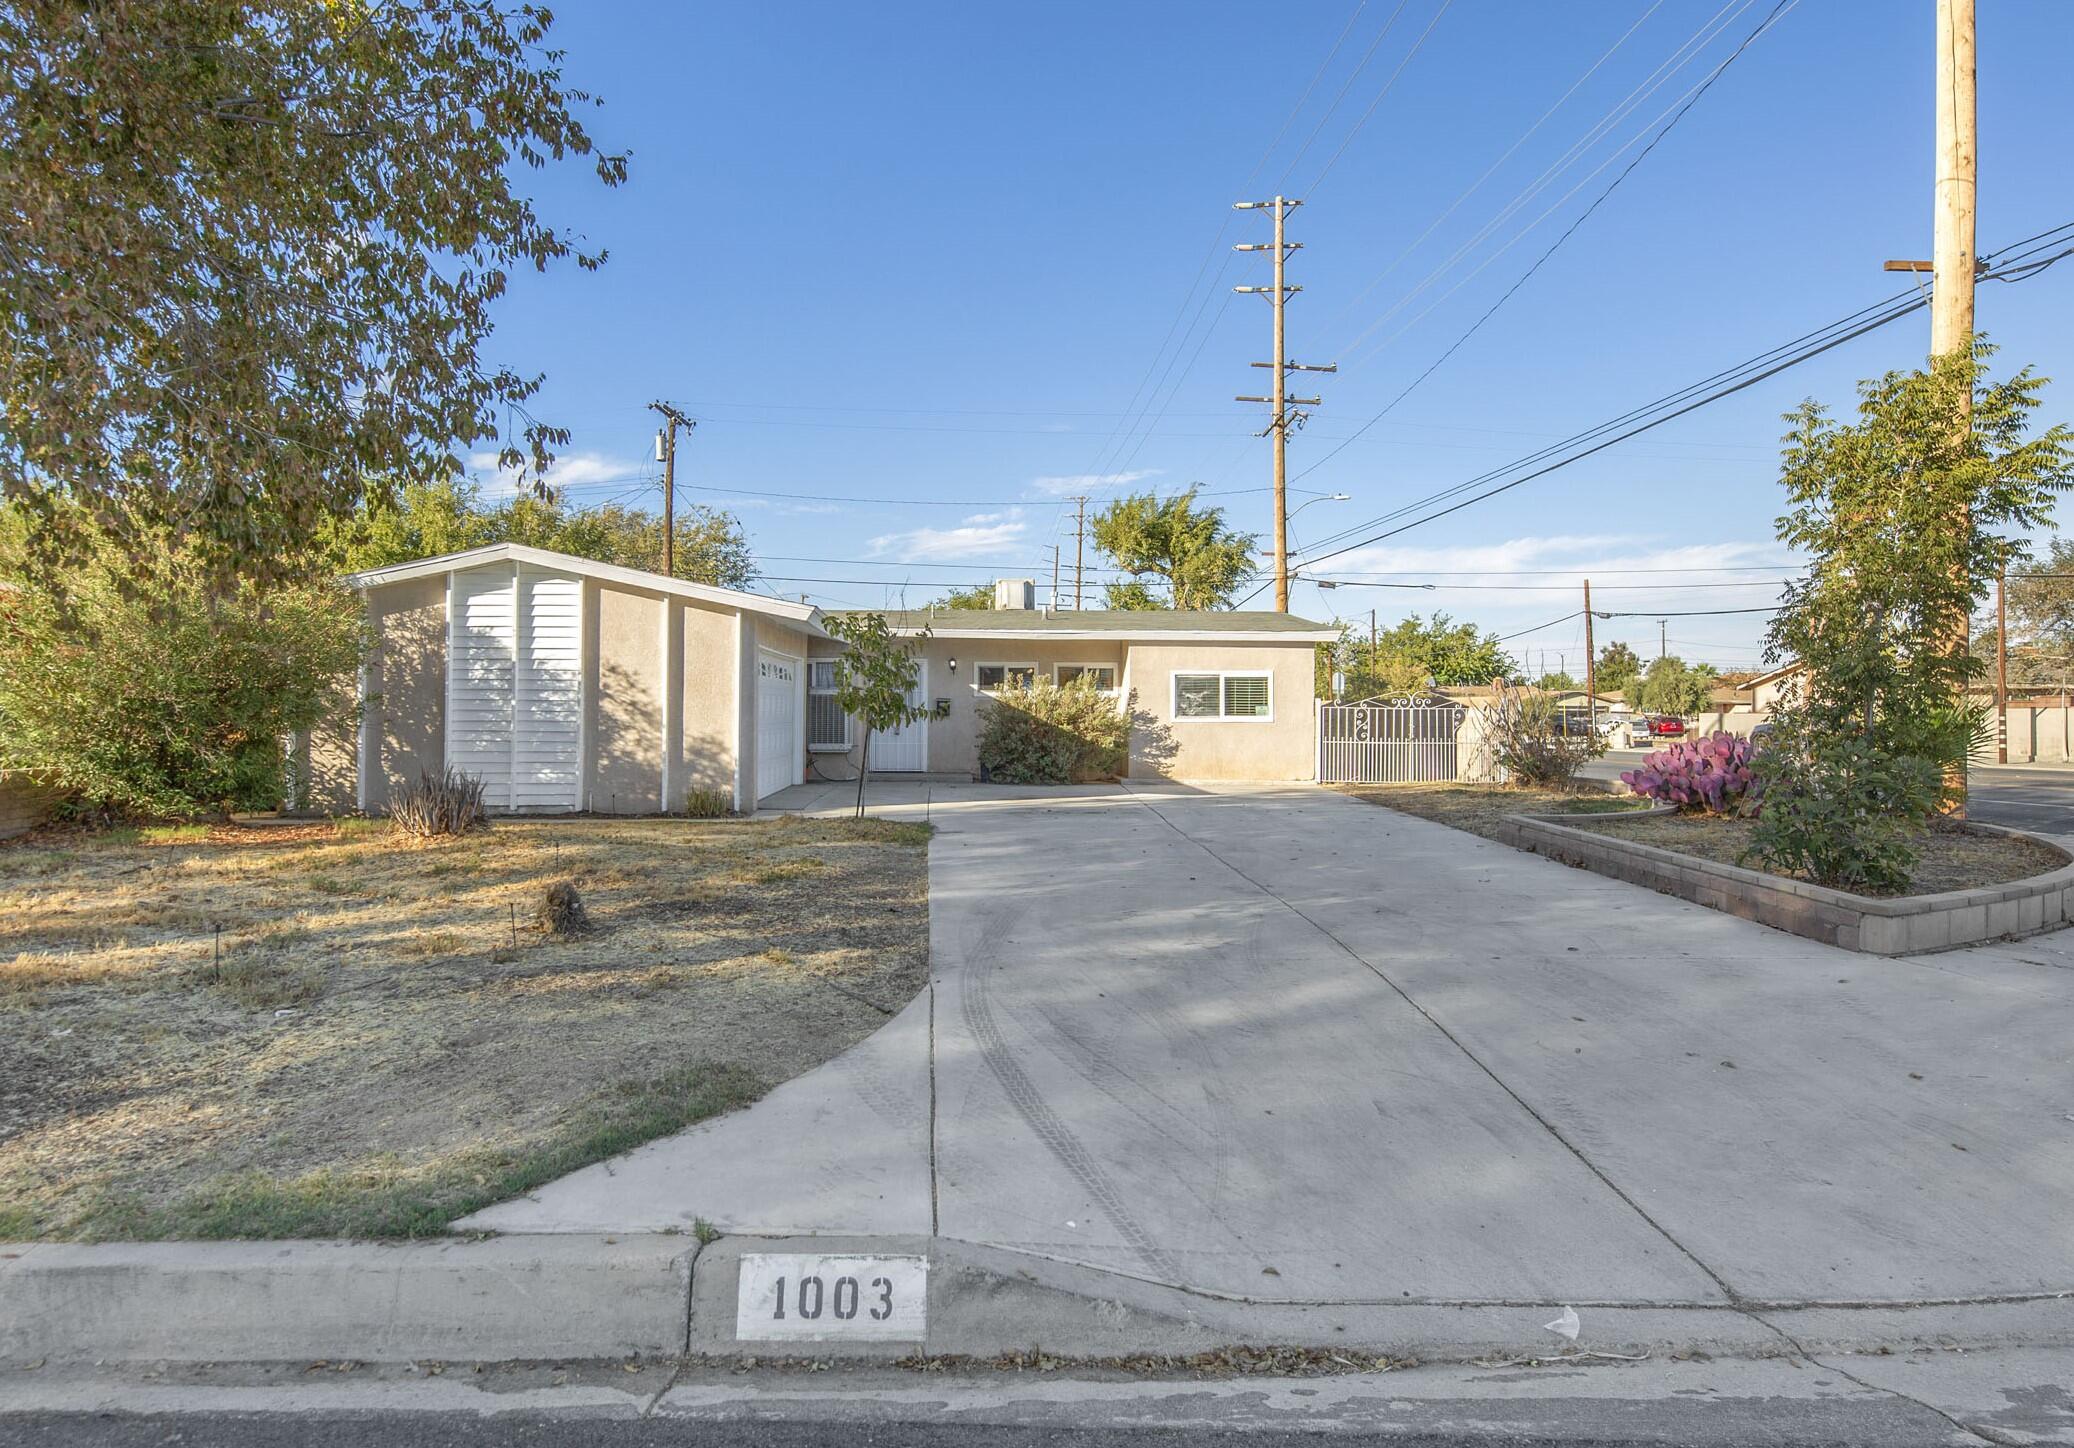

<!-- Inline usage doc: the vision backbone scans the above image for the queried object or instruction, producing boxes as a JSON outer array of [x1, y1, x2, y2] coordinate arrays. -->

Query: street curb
[[694, 1235, 2074, 1362], [0, 1236, 691, 1363], [5, 1231, 2069, 1367]]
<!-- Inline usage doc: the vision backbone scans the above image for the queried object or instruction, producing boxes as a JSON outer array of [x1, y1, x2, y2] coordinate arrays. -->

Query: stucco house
[[805, 581, 1336, 784], [303, 547, 1335, 815]]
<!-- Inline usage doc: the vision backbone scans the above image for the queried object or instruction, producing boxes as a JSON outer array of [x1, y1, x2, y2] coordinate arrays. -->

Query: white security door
[[512, 566, 582, 811], [871, 663, 928, 773], [447, 566, 517, 809], [756, 651, 800, 801]]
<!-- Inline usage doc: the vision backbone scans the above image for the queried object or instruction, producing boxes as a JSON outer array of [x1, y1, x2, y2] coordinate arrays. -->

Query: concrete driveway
[[467, 782, 2074, 1313]]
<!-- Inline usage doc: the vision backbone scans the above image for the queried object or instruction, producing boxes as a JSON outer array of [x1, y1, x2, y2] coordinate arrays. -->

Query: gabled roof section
[[838, 607, 1339, 643], [345, 543, 825, 632]]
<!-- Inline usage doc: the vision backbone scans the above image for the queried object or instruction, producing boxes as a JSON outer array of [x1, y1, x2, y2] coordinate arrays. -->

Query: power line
[[1294, 0, 1798, 485], [1304, 0, 1458, 194], [1292, 219, 2074, 563], [679, 481, 1331, 508]]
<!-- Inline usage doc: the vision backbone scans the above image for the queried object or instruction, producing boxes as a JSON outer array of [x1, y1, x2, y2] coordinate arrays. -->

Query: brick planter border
[[1494, 813, 2074, 955]]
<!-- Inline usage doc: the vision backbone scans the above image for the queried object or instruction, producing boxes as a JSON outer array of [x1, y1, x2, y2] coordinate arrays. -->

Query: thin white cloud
[[1027, 468, 1162, 497], [868, 507, 1029, 560], [468, 451, 651, 499], [1306, 534, 1790, 584]]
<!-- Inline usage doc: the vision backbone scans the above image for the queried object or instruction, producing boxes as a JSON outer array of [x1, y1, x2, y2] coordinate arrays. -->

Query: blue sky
[[473, 0, 2074, 674]]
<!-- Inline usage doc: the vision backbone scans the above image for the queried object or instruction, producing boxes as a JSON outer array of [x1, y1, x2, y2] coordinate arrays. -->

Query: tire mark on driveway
[[958, 900, 1181, 1283]]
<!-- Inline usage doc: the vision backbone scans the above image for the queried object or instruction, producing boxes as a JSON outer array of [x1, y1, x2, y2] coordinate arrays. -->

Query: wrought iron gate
[[1318, 698, 1468, 783]]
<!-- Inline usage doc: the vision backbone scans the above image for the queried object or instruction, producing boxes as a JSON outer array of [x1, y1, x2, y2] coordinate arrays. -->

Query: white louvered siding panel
[[513, 567, 583, 811], [447, 566, 517, 810]]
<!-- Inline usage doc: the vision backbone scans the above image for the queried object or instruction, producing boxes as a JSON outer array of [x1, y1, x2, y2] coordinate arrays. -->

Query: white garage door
[[446, 563, 583, 813], [756, 651, 800, 801]]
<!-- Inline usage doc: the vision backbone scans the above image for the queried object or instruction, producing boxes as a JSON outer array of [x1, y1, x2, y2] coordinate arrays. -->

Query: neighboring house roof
[[842, 608, 1340, 643], [1709, 685, 1757, 706], [1745, 660, 1805, 688], [344, 543, 826, 633]]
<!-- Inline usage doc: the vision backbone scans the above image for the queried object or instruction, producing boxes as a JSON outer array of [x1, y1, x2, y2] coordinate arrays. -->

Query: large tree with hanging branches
[[0, 0, 627, 582]]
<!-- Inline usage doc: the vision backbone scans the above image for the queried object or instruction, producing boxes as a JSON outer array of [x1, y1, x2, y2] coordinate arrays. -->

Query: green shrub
[[1745, 709, 1942, 894], [0, 549, 365, 818], [1485, 683, 1601, 787], [977, 677, 1129, 785]]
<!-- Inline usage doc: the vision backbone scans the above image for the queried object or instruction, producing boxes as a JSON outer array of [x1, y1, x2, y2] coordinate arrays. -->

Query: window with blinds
[[1172, 672, 1271, 720], [807, 660, 849, 750], [1222, 674, 1270, 718]]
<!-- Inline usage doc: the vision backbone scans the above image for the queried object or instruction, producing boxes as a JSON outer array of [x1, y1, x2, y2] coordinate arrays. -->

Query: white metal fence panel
[[1318, 700, 1469, 784]]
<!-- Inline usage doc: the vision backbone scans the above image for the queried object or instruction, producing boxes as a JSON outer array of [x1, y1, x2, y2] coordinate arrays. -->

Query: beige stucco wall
[[805, 636, 1130, 779], [588, 581, 665, 814], [676, 599, 739, 806], [805, 631, 1321, 781], [1122, 640, 1317, 781]]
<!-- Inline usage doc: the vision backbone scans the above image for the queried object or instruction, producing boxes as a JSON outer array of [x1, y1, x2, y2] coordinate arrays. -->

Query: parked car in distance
[[1618, 714, 1656, 748], [1649, 715, 1688, 739]]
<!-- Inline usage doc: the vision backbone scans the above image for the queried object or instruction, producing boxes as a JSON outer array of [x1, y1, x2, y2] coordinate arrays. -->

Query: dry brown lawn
[[0, 814, 930, 1241]]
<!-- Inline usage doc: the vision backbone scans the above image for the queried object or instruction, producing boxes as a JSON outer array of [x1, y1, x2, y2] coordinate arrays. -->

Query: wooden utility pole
[[1932, 0, 1977, 371], [1072, 496, 1088, 610], [1235, 197, 1332, 613], [1583, 580, 1597, 735], [1997, 564, 2009, 763], [648, 400, 694, 579]]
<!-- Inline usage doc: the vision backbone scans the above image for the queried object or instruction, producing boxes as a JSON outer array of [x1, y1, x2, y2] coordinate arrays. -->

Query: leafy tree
[[1091, 490, 1256, 610], [1594, 642, 1642, 700], [1635, 656, 1717, 716], [1369, 612, 1517, 688], [928, 583, 996, 611], [1751, 347, 2074, 887], [0, 540, 365, 818], [0, 2, 627, 584], [1536, 670, 1578, 691], [1763, 348, 2071, 777], [325, 479, 754, 588], [1995, 534, 2074, 686], [823, 613, 931, 818]]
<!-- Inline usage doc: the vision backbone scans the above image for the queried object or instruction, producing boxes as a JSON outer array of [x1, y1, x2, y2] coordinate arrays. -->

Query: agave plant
[[1620, 731, 1758, 814]]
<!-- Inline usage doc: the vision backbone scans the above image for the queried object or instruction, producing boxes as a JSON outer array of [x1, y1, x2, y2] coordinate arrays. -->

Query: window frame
[[805, 658, 850, 752], [1052, 662, 1120, 693], [1170, 669, 1274, 723], [973, 661, 1039, 694]]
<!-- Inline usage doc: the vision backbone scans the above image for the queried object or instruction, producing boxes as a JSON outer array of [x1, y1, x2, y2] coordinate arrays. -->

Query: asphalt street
[[0, 1408, 1988, 1448], [1585, 751, 2074, 835]]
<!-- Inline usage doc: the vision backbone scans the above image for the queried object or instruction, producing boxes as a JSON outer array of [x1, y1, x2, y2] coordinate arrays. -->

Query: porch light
[[948, 656, 957, 674]]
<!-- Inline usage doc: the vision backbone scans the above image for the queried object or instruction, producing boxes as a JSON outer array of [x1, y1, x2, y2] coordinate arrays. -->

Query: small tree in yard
[[1750, 346, 2074, 891], [824, 613, 930, 818]]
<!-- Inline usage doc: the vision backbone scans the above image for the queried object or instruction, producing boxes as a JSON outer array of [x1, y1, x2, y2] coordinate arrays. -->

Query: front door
[[872, 662, 928, 772]]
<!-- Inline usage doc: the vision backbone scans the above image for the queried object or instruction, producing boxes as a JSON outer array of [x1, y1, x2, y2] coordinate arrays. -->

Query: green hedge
[[976, 678, 1129, 785]]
